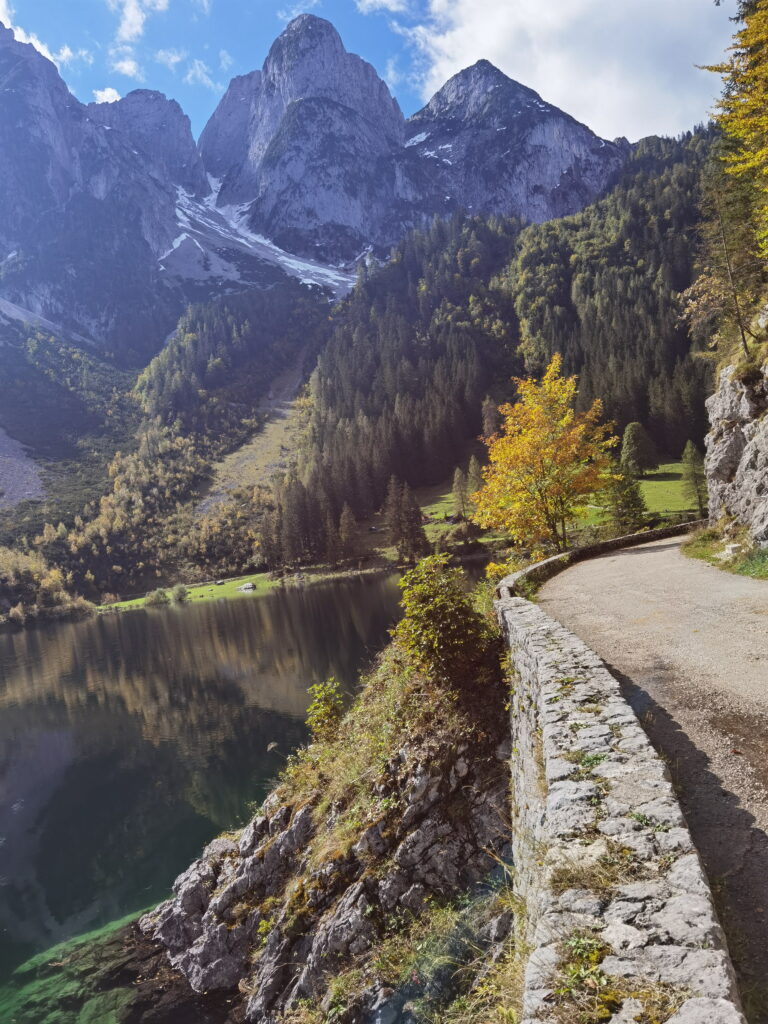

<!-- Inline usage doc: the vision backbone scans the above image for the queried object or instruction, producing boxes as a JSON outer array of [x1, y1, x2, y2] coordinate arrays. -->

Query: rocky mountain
[[87, 89, 209, 196], [0, 13, 628, 356], [404, 60, 630, 225], [200, 15, 628, 262], [705, 363, 768, 543]]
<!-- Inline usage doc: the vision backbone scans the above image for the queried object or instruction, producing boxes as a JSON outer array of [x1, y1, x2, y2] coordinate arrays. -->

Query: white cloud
[[277, 0, 320, 24], [0, 0, 92, 68], [400, 0, 733, 141], [384, 56, 402, 91], [356, 0, 408, 12], [93, 86, 122, 102], [54, 45, 94, 67], [219, 48, 233, 72], [156, 47, 186, 70], [196, 0, 212, 13], [107, 0, 170, 44], [184, 57, 220, 90], [111, 50, 144, 79]]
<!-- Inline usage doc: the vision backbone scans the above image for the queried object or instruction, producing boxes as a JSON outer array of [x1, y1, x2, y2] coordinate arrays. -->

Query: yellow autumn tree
[[707, 1, 768, 256], [471, 355, 617, 552]]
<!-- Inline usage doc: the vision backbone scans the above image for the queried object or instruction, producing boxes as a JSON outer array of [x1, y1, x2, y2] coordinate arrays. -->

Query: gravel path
[[539, 536, 768, 1020]]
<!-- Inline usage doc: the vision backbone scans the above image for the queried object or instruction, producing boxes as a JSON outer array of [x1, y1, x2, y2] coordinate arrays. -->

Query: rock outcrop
[[140, 740, 510, 1021], [705, 363, 768, 543]]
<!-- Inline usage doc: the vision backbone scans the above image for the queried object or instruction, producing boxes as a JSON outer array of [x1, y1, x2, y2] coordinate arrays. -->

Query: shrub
[[393, 554, 496, 688], [306, 676, 345, 743], [7, 602, 25, 626], [144, 587, 170, 607], [171, 583, 189, 603]]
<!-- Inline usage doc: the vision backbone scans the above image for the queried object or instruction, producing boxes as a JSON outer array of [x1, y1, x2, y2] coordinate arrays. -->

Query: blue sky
[[0, 0, 736, 142]]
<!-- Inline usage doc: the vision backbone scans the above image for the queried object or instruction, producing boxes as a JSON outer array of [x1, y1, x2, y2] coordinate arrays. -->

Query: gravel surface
[[539, 537, 768, 1021], [0, 426, 45, 510]]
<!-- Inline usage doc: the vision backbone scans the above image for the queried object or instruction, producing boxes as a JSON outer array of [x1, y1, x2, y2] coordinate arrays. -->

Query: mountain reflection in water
[[0, 573, 401, 979]]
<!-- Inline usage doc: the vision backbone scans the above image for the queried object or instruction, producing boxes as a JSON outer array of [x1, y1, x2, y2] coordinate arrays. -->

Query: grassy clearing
[[639, 462, 694, 516], [683, 523, 768, 580], [103, 571, 278, 611], [575, 462, 694, 530]]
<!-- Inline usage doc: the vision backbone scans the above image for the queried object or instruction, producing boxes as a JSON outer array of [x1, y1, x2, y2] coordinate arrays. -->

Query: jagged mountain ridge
[[201, 14, 628, 261], [0, 13, 628, 354]]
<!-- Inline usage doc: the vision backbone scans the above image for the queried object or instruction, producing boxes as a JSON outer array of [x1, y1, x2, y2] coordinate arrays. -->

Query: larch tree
[[682, 441, 708, 517], [452, 467, 468, 517], [472, 354, 617, 552], [707, 1, 768, 258]]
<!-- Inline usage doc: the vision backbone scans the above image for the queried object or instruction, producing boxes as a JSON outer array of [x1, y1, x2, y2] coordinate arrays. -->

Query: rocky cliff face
[[87, 89, 209, 196], [0, 23, 182, 352], [139, 739, 510, 1021], [705, 363, 768, 543], [199, 15, 628, 261]]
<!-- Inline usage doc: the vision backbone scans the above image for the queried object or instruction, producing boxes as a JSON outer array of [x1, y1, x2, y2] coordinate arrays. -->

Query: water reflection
[[0, 574, 401, 978]]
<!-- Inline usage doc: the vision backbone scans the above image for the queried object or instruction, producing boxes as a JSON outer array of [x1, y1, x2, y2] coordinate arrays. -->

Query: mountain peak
[[266, 13, 344, 69], [416, 60, 547, 125]]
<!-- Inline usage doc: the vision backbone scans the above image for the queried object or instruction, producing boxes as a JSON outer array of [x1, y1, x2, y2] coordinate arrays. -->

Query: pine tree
[[452, 467, 468, 517], [603, 465, 648, 535], [681, 441, 708, 517], [621, 422, 658, 477], [481, 396, 500, 438], [399, 484, 429, 563], [383, 476, 404, 547], [324, 513, 342, 566], [338, 504, 357, 560]]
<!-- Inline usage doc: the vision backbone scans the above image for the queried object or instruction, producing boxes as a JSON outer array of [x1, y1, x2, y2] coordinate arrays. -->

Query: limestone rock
[[705, 364, 768, 543]]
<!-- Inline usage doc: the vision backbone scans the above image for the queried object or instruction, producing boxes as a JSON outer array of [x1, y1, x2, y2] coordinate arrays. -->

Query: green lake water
[[0, 574, 401, 990]]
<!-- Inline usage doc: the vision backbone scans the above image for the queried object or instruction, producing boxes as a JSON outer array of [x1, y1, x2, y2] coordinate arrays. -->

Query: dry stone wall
[[494, 588, 745, 1024]]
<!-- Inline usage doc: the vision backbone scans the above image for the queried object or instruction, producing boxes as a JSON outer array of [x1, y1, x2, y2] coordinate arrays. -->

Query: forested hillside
[[501, 131, 714, 454], [19, 128, 715, 591], [136, 280, 330, 445], [276, 132, 712, 553], [297, 216, 523, 519]]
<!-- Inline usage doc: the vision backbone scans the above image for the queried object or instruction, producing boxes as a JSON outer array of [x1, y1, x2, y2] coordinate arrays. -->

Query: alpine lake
[[0, 573, 403, 1022]]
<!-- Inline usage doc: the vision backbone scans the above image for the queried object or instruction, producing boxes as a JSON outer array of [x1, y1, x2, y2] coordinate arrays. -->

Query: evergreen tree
[[398, 485, 429, 563], [338, 504, 357, 560], [383, 476, 404, 547], [481, 396, 500, 438], [621, 422, 658, 477], [324, 512, 342, 566], [681, 441, 708, 516], [603, 465, 648, 535], [452, 467, 468, 517]]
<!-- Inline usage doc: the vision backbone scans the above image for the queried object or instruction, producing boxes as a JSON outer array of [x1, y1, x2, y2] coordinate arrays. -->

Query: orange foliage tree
[[471, 355, 617, 552]]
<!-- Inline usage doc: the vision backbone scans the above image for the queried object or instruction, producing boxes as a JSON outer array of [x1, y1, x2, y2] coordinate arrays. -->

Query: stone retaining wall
[[494, 593, 745, 1024]]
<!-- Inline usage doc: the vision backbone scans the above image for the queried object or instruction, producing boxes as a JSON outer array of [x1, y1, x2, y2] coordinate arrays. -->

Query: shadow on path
[[607, 660, 768, 1023]]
